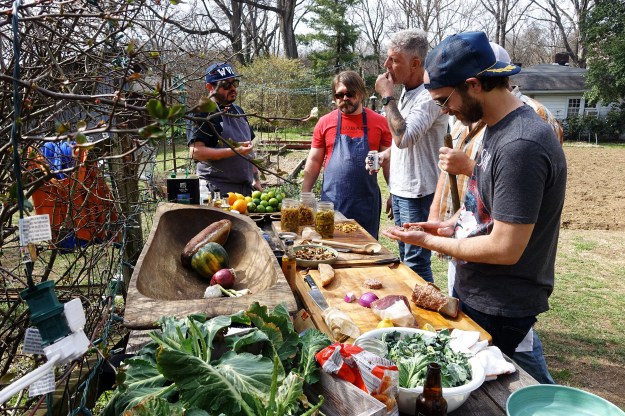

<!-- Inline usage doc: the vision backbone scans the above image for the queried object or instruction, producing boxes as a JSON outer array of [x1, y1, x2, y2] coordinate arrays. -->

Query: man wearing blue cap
[[383, 32, 567, 376], [188, 62, 261, 195]]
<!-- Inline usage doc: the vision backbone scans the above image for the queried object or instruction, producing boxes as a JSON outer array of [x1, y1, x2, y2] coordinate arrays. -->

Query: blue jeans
[[391, 193, 434, 282], [512, 331, 555, 384]]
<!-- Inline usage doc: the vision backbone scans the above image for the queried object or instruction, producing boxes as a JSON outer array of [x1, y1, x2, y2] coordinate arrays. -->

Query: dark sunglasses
[[216, 79, 240, 90], [334, 91, 355, 100]]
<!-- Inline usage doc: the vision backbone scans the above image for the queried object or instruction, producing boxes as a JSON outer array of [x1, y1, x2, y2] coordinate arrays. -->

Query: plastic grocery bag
[[316, 343, 399, 415]]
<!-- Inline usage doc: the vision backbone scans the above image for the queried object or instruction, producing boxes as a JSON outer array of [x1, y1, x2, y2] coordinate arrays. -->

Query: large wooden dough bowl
[[124, 203, 297, 329]]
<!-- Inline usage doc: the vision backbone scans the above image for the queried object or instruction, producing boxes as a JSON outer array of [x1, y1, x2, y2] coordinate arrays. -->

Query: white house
[[510, 64, 615, 120]]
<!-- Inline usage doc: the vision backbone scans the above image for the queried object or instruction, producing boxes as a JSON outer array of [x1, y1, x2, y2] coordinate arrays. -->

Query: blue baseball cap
[[424, 31, 521, 90], [205, 62, 241, 84]]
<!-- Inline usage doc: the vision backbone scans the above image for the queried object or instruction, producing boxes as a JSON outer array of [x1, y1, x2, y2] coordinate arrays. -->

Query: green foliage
[[563, 111, 625, 142], [382, 329, 473, 389], [298, 0, 361, 77], [237, 57, 325, 127], [102, 303, 330, 416], [583, 0, 625, 104]]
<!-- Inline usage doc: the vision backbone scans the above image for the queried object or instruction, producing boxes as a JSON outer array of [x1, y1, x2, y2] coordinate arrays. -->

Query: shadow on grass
[[540, 329, 625, 410]]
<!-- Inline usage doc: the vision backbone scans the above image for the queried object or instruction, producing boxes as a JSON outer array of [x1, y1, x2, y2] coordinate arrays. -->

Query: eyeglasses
[[334, 91, 355, 100], [217, 79, 240, 90], [434, 88, 456, 111]]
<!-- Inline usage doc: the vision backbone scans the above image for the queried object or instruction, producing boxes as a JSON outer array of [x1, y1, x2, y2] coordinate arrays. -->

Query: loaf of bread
[[318, 263, 335, 286], [411, 282, 459, 318]]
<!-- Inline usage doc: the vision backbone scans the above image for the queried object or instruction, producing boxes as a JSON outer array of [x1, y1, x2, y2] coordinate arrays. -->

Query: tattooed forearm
[[385, 102, 406, 146]]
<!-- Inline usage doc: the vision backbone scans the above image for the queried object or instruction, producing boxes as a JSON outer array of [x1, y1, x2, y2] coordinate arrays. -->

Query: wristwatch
[[381, 96, 395, 106]]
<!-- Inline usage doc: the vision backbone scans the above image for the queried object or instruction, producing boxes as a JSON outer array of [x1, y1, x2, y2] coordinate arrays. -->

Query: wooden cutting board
[[294, 264, 491, 342], [271, 219, 397, 264]]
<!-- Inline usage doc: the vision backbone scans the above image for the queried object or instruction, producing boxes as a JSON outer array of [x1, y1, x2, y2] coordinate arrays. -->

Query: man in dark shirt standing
[[383, 32, 567, 373], [188, 62, 261, 195]]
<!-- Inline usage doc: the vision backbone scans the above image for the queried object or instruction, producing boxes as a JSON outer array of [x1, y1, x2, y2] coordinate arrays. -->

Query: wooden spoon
[[312, 239, 383, 254]]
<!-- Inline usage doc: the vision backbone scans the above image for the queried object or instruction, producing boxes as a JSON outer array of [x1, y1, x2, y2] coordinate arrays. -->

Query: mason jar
[[315, 201, 334, 238], [280, 198, 300, 233], [298, 192, 317, 227]]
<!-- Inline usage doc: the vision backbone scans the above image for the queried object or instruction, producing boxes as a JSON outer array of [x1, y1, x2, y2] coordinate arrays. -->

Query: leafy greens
[[382, 329, 472, 389], [102, 302, 331, 416]]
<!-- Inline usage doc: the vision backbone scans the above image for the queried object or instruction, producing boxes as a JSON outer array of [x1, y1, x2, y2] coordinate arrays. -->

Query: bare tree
[[479, 0, 531, 48], [528, 0, 594, 67], [385, 0, 475, 44], [233, 0, 311, 58], [353, 0, 386, 71]]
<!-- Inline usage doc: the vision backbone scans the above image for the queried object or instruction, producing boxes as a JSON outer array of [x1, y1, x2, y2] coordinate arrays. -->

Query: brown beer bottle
[[415, 362, 448, 416], [281, 240, 297, 291]]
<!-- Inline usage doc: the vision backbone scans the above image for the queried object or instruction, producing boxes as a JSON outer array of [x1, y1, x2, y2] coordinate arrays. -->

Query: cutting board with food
[[294, 264, 491, 342], [271, 219, 397, 264]]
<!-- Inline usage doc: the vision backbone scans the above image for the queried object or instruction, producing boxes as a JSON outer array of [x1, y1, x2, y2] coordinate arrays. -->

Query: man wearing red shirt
[[302, 71, 392, 239]]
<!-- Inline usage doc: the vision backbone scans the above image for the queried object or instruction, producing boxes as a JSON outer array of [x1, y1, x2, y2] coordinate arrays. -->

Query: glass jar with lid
[[315, 201, 334, 238], [298, 192, 317, 227], [280, 198, 300, 233]]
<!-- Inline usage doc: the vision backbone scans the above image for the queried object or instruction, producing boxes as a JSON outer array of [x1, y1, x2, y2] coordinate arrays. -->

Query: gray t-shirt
[[455, 105, 567, 317]]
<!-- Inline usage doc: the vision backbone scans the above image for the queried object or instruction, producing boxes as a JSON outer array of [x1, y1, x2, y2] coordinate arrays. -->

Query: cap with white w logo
[[205, 62, 241, 84]]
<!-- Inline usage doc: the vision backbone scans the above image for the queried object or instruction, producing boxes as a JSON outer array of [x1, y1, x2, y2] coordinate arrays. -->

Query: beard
[[456, 92, 483, 125], [339, 100, 359, 115], [214, 90, 237, 106]]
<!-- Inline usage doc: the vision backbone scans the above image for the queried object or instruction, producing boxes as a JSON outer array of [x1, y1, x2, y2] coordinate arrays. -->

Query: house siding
[[511, 64, 616, 120]]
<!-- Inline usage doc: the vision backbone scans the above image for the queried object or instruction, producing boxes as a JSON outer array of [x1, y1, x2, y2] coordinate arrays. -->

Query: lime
[[260, 200, 269, 207], [256, 205, 266, 213], [260, 193, 270, 201], [265, 205, 275, 213], [247, 202, 256, 213], [277, 203, 282, 211], [276, 193, 284, 202], [252, 190, 262, 199], [267, 191, 276, 199], [244, 196, 253, 203], [253, 198, 261, 205], [268, 197, 279, 207]]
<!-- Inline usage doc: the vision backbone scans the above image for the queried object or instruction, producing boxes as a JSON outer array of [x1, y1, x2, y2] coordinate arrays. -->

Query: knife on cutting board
[[303, 274, 329, 311], [333, 256, 400, 268]]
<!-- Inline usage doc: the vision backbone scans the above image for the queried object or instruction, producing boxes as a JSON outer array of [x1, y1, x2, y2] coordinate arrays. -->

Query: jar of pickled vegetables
[[315, 201, 334, 238], [280, 198, 300, 233], [298, 192, 317, 227]]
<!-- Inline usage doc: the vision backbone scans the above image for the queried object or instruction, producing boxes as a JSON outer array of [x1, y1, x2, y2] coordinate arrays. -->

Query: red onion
[[358, 292, 379, 308], [210, 268, 236, 289], [344, 292, 356, 303]]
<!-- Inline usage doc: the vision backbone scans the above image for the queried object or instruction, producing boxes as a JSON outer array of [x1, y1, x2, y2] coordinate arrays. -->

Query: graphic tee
[[454, 106, 567, 318]]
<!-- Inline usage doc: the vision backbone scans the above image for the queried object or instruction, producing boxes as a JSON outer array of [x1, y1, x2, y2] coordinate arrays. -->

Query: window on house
[[584, 99, 598, 116], [567, 98, 581, 117]]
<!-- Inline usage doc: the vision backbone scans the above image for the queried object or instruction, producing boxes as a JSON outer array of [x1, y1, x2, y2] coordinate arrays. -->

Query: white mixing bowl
[[355, 327, 486, 414]]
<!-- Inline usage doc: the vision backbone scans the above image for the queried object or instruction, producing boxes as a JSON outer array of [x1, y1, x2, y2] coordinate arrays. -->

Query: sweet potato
[[181, 219, 231, 268]]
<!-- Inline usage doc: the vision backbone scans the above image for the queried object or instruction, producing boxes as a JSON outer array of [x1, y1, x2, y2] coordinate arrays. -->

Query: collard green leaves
[[383, 329, 472, 389], [103, 302, 330, 416]]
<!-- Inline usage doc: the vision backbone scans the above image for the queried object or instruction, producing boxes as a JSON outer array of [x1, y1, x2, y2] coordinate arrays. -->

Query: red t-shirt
[[312, 108, 392, 167]]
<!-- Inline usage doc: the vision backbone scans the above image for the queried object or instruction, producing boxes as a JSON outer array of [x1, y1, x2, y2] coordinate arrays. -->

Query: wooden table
[[126, 212, 538, 416], [281, 213, 538, 415], [446, 363, 538, 416]]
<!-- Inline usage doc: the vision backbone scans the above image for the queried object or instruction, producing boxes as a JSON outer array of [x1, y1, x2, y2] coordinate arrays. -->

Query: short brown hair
[[332, 70, 366, 99]]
